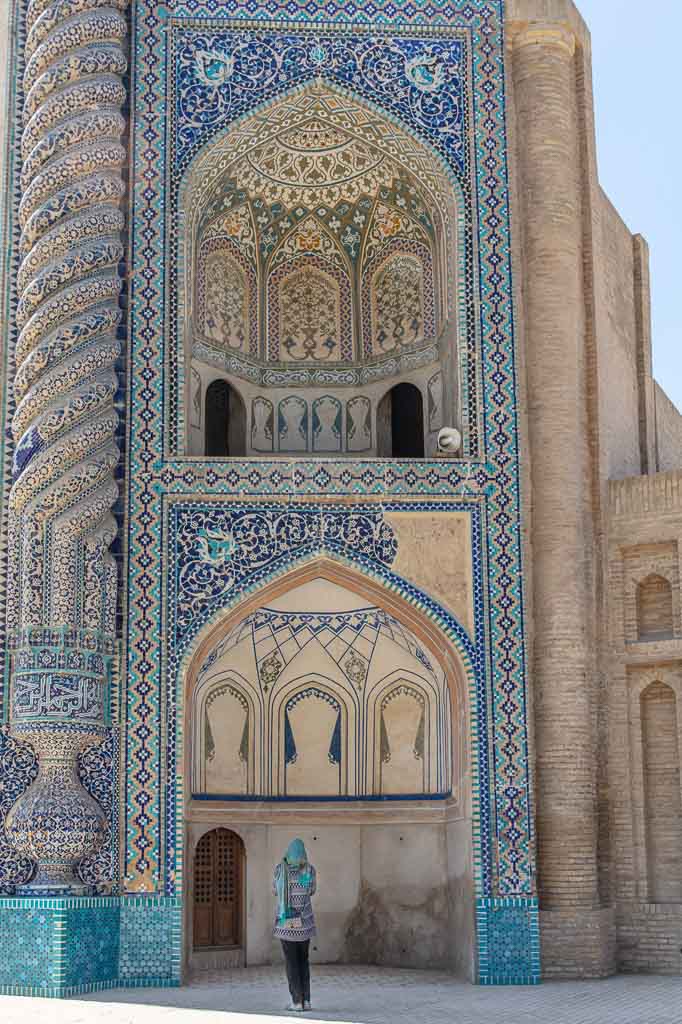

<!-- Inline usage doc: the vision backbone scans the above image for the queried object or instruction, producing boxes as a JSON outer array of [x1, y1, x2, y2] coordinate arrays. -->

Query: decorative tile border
[[126, 0, 532, 908], [477, 897, 541, 986], [164, 497, 489, 897]]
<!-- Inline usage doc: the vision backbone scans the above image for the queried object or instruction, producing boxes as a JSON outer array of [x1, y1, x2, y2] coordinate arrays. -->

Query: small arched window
[[637, 574, 674, 641], [377, 382, 424, 458], [204, 379, 246, 457]]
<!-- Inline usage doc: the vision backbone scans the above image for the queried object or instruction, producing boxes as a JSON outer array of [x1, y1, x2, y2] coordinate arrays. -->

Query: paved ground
[[2, 966, 682, 1024]]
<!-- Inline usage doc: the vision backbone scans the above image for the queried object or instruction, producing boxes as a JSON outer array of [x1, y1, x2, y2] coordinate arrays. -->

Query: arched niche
[[275, 679, 348, 797], [181, 558, 478, 979], [366, 669, 447, 797], [183, 559, 471, 806], [636, 574, 674, 641], [191, 670, 259, 796], [178, 84, 470, 458], [640, 681, 682, 902], [204, 378, 247, 457]]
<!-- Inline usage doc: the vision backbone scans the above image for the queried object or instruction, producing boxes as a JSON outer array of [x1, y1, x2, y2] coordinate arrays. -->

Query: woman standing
[[273, 838, 317, 1012]]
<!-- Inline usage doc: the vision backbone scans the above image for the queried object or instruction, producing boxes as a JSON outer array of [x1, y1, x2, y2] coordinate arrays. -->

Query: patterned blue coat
[[272, 862, 317, 942]]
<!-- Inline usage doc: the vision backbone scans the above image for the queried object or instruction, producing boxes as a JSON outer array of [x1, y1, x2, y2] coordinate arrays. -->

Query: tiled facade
[[0, 0, 679, 998]]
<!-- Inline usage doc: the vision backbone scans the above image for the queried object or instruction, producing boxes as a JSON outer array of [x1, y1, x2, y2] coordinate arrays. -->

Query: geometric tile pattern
[[119, 896, 182, 987], [0, 895, 181, 997], [63, 902, 121, 991], [120, 0, 535, 985], [0, 897, 120, 997], [0, 0, 540, 991], [205, 606, 439, 684], [477, 897, 542, 986], [0, 902, 57, 994]]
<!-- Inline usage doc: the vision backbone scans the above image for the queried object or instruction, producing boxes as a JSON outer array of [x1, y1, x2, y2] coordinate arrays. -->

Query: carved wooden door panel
[[193, 829, 243, 948], [214, 829, 241, 946], [193, 831, 214, 947]]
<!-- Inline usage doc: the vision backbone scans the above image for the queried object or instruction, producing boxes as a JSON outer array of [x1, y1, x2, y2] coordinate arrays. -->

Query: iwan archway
[[181, 559, 476, 979], [174, 81, 476, 460]]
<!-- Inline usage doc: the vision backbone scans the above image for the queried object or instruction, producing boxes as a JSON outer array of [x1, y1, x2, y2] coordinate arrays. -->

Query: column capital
[[509, 21, 576, 59]]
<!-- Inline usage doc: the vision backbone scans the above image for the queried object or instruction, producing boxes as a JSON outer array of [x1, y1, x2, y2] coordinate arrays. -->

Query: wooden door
[[193, 829, 243, 948]]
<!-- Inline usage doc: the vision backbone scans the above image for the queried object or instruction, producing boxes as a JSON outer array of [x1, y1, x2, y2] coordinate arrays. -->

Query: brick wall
[[640, 682, 682, 901], [608, 471, 682, 975], [596, 192, 642, 481], [655, 383, 682, 473], [617, 903, 682, 974], [637, 576, 674, 640], [539, 908, 615, 979]]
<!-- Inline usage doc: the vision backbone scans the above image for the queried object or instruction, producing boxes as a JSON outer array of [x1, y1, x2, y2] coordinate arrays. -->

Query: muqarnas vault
[[0, 0, 681, 998]]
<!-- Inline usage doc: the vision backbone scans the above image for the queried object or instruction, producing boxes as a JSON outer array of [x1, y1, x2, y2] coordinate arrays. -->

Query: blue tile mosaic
[[0, 0, 542, 993], [477, 897, 541, 986], [0, 897, 121, 997], [63, 902, 121, 990], [0, 896, 181, 997], [119, 897, 183, 986]]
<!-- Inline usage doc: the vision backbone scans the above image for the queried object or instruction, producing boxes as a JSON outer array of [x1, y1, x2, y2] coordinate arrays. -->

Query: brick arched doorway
[[193, 828, 245, 957]]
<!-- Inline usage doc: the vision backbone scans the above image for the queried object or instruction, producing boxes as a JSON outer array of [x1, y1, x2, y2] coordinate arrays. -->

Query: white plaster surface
[[186, 820, 459, 969], [3, 967, 682, 1024], [268, 826, 362, 964]]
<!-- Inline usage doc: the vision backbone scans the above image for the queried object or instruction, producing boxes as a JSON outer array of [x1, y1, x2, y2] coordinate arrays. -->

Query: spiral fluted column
[[4, 0, 129, 892]]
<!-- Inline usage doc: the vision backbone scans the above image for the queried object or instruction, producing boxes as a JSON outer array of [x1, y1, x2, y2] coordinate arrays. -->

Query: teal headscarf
[[276, 838, 309, 923]]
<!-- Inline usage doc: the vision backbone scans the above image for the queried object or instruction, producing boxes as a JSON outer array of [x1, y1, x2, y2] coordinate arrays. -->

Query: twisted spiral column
[[4, 0, 129, 891]]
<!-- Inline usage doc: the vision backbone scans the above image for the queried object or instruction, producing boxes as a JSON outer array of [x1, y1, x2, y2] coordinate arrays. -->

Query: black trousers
[[281, 938, 311, 1005]]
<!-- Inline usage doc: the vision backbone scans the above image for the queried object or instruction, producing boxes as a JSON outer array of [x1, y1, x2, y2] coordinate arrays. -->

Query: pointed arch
[[179, 554, 476, 811], [181, 557, 474, 720], [175, 80, 475, 454], [192, 670, 259, 795]]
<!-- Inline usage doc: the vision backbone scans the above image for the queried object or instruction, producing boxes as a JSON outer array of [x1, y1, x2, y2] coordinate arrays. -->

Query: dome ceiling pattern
[[183, 86, 460, 216], [189, 91, 452, 371], [198, 604, 438, 694], [190, 594, 453, 802]]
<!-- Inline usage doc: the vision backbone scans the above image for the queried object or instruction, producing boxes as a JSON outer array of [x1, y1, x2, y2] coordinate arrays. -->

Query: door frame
[[185, 822, 248, 974]]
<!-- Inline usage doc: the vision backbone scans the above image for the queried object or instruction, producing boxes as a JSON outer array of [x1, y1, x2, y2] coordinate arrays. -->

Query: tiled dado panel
[[0, 896, 181, 997], [119, 896, 183, 987], [477, 898, 541, 986], [0, 897, 120, 997]]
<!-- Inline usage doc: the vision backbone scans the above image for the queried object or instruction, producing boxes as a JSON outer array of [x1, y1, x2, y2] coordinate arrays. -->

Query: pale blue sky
[[575, 0, 680, 410]]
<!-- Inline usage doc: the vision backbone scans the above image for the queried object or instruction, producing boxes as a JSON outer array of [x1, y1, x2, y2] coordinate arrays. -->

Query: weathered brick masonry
[[508, 0, 682, 979]]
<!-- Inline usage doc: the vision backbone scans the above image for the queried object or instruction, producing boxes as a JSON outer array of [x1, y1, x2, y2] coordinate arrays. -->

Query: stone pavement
[[2, 966, 682, 1024]]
